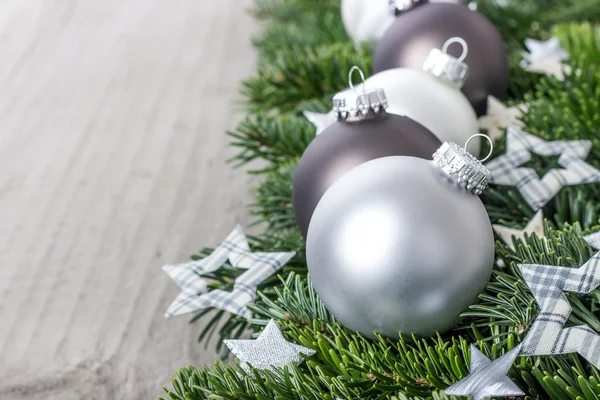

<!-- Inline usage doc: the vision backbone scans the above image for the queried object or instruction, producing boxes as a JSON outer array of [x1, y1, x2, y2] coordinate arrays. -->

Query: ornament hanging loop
[[348, 66, 367, 92], [442, 37, 469, 63], [465, 134, 493, 163]]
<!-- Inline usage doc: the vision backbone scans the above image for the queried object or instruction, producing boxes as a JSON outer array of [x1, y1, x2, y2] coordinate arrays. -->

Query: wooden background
[[0, 1, 259, 398]]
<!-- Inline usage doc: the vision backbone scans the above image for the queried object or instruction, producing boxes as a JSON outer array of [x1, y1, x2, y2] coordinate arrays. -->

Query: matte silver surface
[[306, 156, 494, 338]]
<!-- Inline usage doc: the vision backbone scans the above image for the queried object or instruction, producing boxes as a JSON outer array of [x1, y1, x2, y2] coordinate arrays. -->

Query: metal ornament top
[[433, 136, 492, 196], [389, 0, 427, 15], [332, 66, 388, 120], [423, 37, 470, 88]]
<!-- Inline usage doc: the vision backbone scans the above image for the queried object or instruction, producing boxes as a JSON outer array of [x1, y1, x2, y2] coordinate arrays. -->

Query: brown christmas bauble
[[293, 100, 441, 238], [373, 1, 509, 116]]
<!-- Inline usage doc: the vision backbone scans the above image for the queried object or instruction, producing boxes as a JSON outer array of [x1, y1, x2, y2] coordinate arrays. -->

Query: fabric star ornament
[[486, 128, 600, 211], [522, 37, 571, 81], [478, 96, 526, 142], [303, 110, 336, 136], [521, 37, 570, 80], [493, 210, 545, 251], [164, 225, 295, 318], [445, 345, 524, 400], [525, 37, 570, 62], [224, 319, 316, 375], [584, 232, 600, 250], [519, 251, 600, 368], [525, 58, 571, 81]]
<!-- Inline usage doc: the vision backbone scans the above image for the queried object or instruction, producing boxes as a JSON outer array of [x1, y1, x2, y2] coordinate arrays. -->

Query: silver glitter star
[[445, 345, 524, 400], [584, 231, 600, 249], [303, 110, 336, 136], [224, 319, 316, 374]]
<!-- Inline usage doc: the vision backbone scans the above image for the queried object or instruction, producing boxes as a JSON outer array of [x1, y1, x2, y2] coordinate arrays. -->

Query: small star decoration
[[493, 210, 545, 251], [522, 37, 571, 80], [445, 345, 524, 400], [224, 319, 316, 375], [163, 225, 295, 318], [584, 232, 600, 250], [478, 96, 527, 142], [519, 251, 600, 368], [303, 110, 336, 136], [486, 128, 600, 211]]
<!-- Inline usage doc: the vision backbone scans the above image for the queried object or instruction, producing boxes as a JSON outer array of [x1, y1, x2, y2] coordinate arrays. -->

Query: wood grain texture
[[0, 1, 259, 398]]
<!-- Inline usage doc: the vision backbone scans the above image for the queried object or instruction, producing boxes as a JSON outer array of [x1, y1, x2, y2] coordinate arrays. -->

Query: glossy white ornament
[[365, 67, 480, 156]]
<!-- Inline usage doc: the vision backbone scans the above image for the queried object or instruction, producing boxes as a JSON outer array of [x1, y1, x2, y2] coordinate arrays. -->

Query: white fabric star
[[493, 210, 545, 251], [522, 37, 571, 81], [486, 128, 600, 211], [303, 110, 336, 136], [478, 96, 526, 142], [224, 319, 316, 374], [445, 345, 524, 400], [584, 231, 600, 249], [164, 225, 295, 318], [525, 58, 572, 81], [525, 37, 570, 62]]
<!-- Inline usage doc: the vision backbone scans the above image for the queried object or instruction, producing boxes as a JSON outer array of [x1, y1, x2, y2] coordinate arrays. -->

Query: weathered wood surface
[[0, 1, 258, 398]]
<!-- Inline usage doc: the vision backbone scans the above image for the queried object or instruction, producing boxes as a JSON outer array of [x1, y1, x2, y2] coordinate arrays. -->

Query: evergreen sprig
[[162, 0, 600, 398]]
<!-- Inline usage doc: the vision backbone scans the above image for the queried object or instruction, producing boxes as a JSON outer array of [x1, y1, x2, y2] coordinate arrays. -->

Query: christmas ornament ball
[[341, 0, 463, 44], [366, 67, 480, 156], [306, 156, 494, 339], [293, 112, 441, 238], [373, 1, 509, 116]]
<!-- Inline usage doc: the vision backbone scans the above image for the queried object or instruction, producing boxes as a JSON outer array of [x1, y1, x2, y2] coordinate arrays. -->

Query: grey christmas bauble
[[373, 1, 509, 116], [306, 156, 494, 339], [293, 112, 441, 238]]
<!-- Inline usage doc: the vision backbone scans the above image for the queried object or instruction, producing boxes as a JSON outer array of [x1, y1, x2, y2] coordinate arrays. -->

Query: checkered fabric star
[[485, 128, 600, 211], [478, 96, 526, 142], [163, 225, 295, 318], [519, 251, 600, 368], [224, 319, 315, 375], [584, 232, 600, 250], [303, 110, 336, 136], [445, 345, 524, 400]]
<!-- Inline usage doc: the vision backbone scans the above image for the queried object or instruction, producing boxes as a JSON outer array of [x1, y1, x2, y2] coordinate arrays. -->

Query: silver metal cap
[[433, 140, 492, 196], [332, 88, 388, 119], [389, 0, 427, 15], [423, 38, 470, 88], [332, 66, 389, 120]]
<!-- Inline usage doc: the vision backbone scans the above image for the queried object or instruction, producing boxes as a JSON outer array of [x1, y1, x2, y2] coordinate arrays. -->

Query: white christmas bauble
[[342, 0, 464, 44], [365, 68, 480, 156]]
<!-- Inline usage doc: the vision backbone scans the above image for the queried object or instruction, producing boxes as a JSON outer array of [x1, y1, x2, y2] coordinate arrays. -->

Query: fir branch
[[228, 112, 314, 173], [241, 42, 372, 113]]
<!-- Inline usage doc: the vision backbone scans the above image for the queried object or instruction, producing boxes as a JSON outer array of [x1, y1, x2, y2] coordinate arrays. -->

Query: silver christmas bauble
[[306, 156, 494, 339]]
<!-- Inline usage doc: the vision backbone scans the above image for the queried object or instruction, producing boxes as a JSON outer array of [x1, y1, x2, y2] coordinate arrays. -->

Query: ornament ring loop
[[348, 66, 366, 92], [465, 134, 493, 163], [442, 37, 468, 63]]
